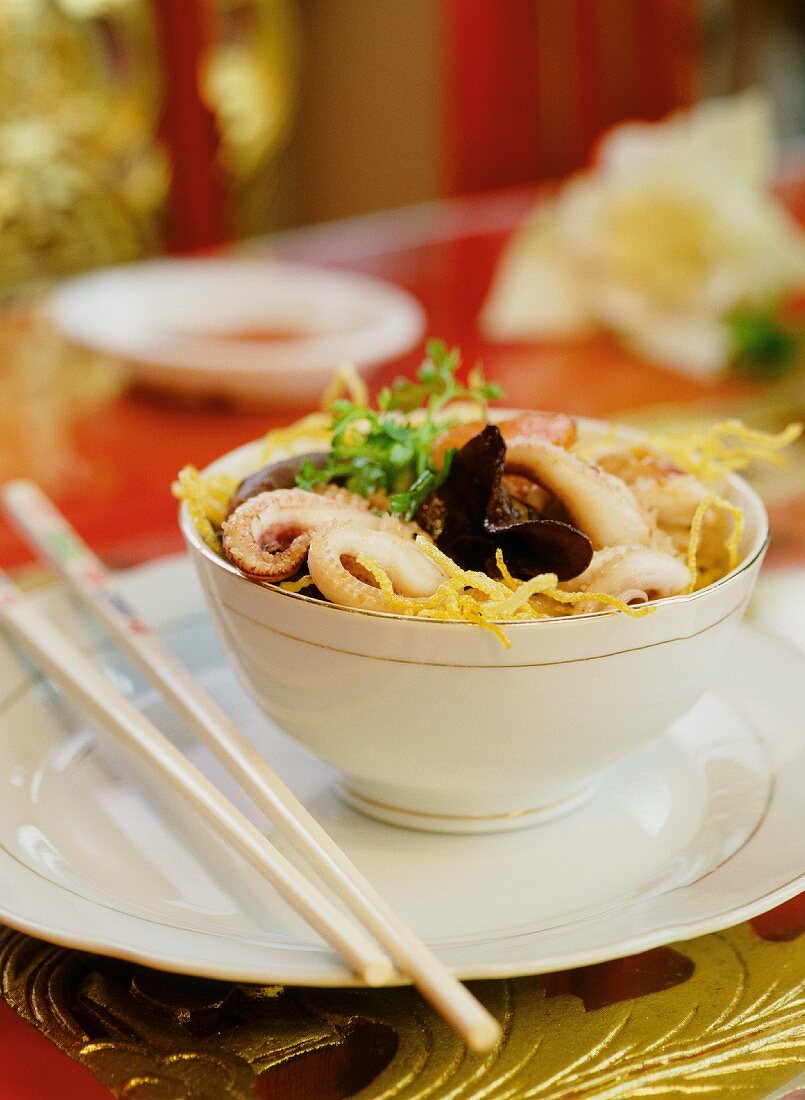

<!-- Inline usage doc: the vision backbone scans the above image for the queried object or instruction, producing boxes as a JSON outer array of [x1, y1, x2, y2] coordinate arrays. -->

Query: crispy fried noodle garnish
[[176, 352, 800, 644]]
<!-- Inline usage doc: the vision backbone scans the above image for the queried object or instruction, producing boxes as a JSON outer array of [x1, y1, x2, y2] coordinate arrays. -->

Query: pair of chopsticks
[[0, 481, 500, 1052]]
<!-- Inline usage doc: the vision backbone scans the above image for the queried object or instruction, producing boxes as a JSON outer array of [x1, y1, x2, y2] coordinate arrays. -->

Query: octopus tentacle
[[222, 488, 381, 581], [503, 437, 652, 550], [307, 526, 447, 612]]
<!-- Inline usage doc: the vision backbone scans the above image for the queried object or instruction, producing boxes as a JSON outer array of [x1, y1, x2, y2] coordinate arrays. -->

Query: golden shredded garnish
[[455, 604, 511, 647], [279, 574, 315, 594], [642, 420, 802, 484], [494, 548, 519, 590], [539, 587, 654, 617], [482, 572, 559, 618], [173, 466, 238, 553], [349, 537, 653, 647], [320, 363, 369, 411], [685, 493, 745, 593], [417, 539, 512, 600], [354, 553, 406, 607], [354, 549, 511, 645]]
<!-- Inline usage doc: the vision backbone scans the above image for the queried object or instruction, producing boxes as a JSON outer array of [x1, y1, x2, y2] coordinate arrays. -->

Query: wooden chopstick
[[0, 566, 394, 986], [1, 481, 501, 1053]]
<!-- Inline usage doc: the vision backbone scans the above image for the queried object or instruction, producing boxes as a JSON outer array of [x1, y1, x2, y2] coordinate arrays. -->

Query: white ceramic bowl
[[180, 426, 769, 833]]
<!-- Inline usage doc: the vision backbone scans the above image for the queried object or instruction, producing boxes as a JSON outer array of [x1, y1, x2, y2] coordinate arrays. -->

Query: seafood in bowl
[[177, 343, 798, 832]]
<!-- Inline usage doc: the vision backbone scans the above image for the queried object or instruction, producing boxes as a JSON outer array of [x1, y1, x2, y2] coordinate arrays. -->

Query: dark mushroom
[[490, 518, 594, 581], [416, 424, 593, 582], [228, 452, 329, 514]]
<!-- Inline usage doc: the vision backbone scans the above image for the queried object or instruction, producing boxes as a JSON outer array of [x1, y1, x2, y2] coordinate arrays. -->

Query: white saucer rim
[[0, 869, 801, 988]]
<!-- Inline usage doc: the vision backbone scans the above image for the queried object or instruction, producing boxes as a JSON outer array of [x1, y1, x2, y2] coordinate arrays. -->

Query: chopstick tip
[[362, 957, 395, 987], [1, 479, 43, 525], [466, 1014, 502, 1053], [1, 478, 31, 504]]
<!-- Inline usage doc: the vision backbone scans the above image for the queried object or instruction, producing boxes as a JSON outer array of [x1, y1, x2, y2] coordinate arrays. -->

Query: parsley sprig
[[296, 340, 503, 520]]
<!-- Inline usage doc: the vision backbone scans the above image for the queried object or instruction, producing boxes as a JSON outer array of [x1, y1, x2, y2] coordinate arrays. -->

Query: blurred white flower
[[481, 92, 805, 378]]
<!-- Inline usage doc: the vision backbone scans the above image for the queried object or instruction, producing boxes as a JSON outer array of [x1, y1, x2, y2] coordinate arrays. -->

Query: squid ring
[[566, 545, 689, 612], [307, 526, 447, 612], [222, 488, 379, 581], [504, 436, 651, 550]]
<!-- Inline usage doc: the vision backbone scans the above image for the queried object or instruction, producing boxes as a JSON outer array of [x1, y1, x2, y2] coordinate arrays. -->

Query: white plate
[[47, 258, 426, 403], [0, 556, 802, 986]]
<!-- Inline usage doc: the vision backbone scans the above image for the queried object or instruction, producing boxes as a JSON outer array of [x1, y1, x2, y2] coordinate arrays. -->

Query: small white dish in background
[[47, 258, 426, 404], [0, 556, 801, 986]]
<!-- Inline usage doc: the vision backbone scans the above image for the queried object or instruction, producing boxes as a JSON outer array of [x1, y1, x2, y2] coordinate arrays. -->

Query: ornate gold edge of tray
[[2, 917, 804, 1100]]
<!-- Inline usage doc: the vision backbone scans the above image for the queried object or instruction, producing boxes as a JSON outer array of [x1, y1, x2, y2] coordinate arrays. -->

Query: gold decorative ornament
[[0, 0, 300, 292], [0, 0, 167, 293], [201, 0, 301, 238], [1, 922, 803, 1098]]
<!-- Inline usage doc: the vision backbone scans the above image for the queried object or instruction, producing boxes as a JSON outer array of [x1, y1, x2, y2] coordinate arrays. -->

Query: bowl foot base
[[336, 778, 600, 834]]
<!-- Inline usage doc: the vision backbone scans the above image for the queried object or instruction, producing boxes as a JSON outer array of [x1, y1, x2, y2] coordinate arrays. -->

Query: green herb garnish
[[296, 340, 502, 520], [728, 308, 801, 379]]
